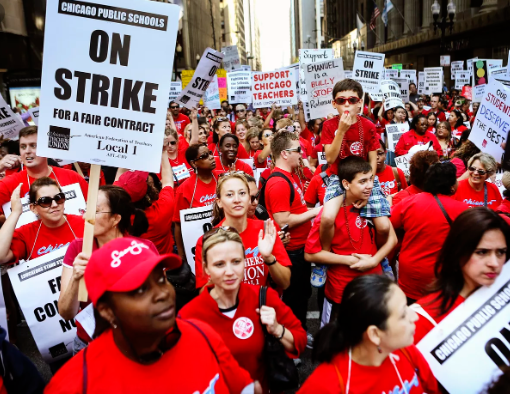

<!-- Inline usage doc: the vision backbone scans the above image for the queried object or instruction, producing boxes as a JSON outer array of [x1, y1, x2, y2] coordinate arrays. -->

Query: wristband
[[275, 325, 285, 340], [265, 256, 277, 266]]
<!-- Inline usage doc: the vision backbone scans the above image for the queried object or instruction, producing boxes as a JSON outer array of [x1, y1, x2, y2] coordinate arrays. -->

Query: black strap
[[259, 172, 295, 208], [82, 347, 88, 394], [259, 285, 267, 309], [433, 195, 453, 225], [484, 183, 488, 207], [319, 171, 330, 187], [185, 319, 220, 366]]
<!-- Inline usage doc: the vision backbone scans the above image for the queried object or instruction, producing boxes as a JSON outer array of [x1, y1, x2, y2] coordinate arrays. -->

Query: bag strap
[[259, 285, 267, 309], [320, 171, 330, 187], [392, 167, 402, 191], [82, 347, 88, 394], [333, 363, 345, 394], [433, 195, 453, 225], [410, 303, 438, 327], [184, 319, 220, 366], [484, 183, 488, 207], [267, 172, 295, 205]]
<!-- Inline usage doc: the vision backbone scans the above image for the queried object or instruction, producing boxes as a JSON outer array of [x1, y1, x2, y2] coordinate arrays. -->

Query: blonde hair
[[212, 172, 250, 226], [248, 116, 263, 128], [275, 117, 293, 130], [165, 127, 178, 139], [202, 229, 245, 267], [468, 153, 497, 176]]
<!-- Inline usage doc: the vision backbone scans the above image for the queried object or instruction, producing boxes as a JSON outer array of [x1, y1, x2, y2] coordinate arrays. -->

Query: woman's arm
[[258, 220, 291, 289], [58, 252, 90, 320], [297, 101, 307, 133], [0, 184, 22, 264], [189, 107, 199, 145], [160, 151, 174, 189], [263, 103, 276, 128]]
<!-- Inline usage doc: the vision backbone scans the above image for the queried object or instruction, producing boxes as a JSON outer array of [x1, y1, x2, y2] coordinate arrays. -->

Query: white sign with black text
[[450, 61, 464, 80], [0, 95, 25, 140], [455, 71, 471, 90], [418, 71, 426, 95], [168, 81, 182, 104], [227, 71, 252, 103], [400, 70, 417, 86], [203, 75, 221, 110], [180, 205, 213, 274], [299, 49, 334, 102], [392, 78, 410, 103], [386, 123, 410, 152], [221, 45, 241, 71], [424, 67, 444, 93], [305, 58, 344, 119], [352, 51, 385, 95], [28, 107, 40, 126], [381, 80, 403, 111]]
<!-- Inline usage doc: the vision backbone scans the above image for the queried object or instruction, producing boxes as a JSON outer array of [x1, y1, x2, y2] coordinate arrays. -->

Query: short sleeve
[[304, 211, 322, 254], [406, 345, 440, 394], [304, 177, 320, 206], [172, 187, 189, 222], [320, 120, 336, 146], [10, 229, 29, 263], [63, 239, 82, 268], [147, 186, 174, 219]]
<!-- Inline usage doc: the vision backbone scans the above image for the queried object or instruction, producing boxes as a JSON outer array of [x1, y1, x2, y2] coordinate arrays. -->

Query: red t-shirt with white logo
[[453, 179, 502, 210], [179, 283, 306, 391], [10, 214, 84, 262], [172, 173, 219, 223], [194, 218, 291, 288], [44, 319, 254, 394], [298, 345, 439, 394], [172, 113, 191, 136], [321, 116, 379, 175], [376, 165, 408, 196], [214, 157, 254, 176], [264, 168, 310, 250], [305, 208, 380, 304]]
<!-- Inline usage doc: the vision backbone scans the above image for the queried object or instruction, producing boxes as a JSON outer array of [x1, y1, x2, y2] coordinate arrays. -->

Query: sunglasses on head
[[218, 170, 245, 178], [284, 146, 302, 154], [334, 96, 361, 105], [203, 226, 239, 242], [215, 117, 229, 123], [194, 150, 213, 161], [170, 106, 179, 109], [468, 166, 487, 175], [35, 192, 66, 208]]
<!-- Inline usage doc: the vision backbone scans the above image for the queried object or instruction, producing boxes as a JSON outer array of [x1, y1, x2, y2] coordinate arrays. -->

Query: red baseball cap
[[113, 171, 148, 202], [84, 237, 182, 306]]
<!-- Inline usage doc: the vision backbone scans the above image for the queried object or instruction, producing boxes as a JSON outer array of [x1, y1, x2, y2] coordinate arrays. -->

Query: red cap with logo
[[84, 237, 182, 306], [113, 171, 149, 202]]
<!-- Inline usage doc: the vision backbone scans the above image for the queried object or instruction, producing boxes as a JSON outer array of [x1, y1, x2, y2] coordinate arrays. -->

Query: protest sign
[[181, 70, 194, 88], [385, 123, 410, 152], [318, 151, 327, 167], [304, 58, 344, 119], [418, 71, 426, 95], [455, 71, 471, 90], [216, 69, 228, 102], [299, 49, 334, 102], [177, 48, 224, 109], [391, 64, 402, 70], [417, 262, 510, 394], [469, 79, 508, 163], [286, 63, 300, 100], [394, 154, 411, 177], [28, 107, 40, 125], [473, 59, 489, 102], [400, 70, 417, 86], [227, 71, 252, 103], [462, 85, 473, 101], [168, 81, 182, 104], [488, 172, 506, 197], [424, 67, 444, 93], [2, 183, 87, 229], [0, 95, 25, 140], [352, 51, 385, 95], [392, 78, 410, 103], [8, 247, 76, 362], [203, 75, 221, 110], [380, 80, 403, 111], [37, 0, 179, 173], [440, 55, 451, 67], [450, 61, 464, 80], [252, 68, 298, 108], [384, 69, 399, 79], [179, 206, 213, 274], [221, 45, 241, 71]]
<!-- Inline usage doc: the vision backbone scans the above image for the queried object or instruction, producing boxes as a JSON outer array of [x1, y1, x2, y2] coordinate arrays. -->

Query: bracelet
[[265, 256, 277, 266], [275, 325, 285, 340]]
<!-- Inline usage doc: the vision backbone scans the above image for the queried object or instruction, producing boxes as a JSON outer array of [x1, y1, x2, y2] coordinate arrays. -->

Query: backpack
[[319, 164, 330, 187], [258, 172, 295, 211]]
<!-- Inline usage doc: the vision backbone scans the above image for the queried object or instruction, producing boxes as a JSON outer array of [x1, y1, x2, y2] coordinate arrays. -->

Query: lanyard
[[484, 183, 488, 207], [27, 216, 78, 261], [189, 174, 217, 209], [27, 167, 62, 189]]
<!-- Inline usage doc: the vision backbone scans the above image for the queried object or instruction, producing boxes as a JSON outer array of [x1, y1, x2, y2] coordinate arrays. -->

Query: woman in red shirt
[[298, 275, 439, 394], [254, 128, 273, 169], [496, 172, 510, 225], [435, 121, 455, 160], [209, 117, 249, 158], [246, 127, 261, 158], [180, 228, 306, 393], [45, 237, 259, 394], [194, 172, 291, 289], [394, 114, 442, 157], [235, 119, 250, 154], [454, 152, 502, 210], [376, 140, 407, 197], [391, 162, 469, 303], [448, 109, 468, 139], [0, 177, 84, 265], [214, 134, 254, 176], [413, 208, 509, 344], [426, 112, 437, 134], [165, 128, 193, 187]]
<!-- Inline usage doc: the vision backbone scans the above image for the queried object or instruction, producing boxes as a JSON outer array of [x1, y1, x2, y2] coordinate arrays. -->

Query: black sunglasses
[[284, 146, 302, 154], [35, 192, 66, 208], [236, 109, 246, 113], [251, 190, 261, 203], [170, 106, 179, 109], [168, 141, 177, 146], [194, 150, 213, 161]]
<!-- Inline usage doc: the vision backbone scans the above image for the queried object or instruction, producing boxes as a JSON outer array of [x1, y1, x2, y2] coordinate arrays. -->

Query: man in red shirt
[[0, 127, 88, 209], [264, 131, 320, 330], [423, 94, 446, 122], [168, 101, 190, 137]]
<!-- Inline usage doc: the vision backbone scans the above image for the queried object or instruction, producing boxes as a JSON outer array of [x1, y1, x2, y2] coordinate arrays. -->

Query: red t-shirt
[[453, 179, 502, 210], [321, 116, 379, 174], [394, 130, 443, 157], [208, 142, 249, 159], [392, 185, 422, 206], [264, 168, 310, 250], [141, 186, 175, 254], [310, 143, 324, 160], [194, 218, 292, 288], [11, 215, 84, 262], [172, 173, 218, 223], [179, 283, 306, 391], [173, 113, 191, 136], [300, 127, 315, 146], [497, 198, 510, 226], [214, 157, 254, 176], [423, 109, 447, 122], [297, 346, 439, 394], [305, 208, 380, 304], [0, 167, 89, 208], [299, 137, 313, 160], [253, 150, 271, 169], [376, 165, 408, 196], [452, 125, 468, 139], [391, 193, 468, 300], [44, 319, 253, 394], [304, 169, 332, 206], [413, 292, 466, 344]]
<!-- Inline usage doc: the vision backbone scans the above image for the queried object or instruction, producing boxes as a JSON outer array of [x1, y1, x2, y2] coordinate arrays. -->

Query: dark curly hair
[[409, 151, 439, 189], [424, 162, 457, 196]]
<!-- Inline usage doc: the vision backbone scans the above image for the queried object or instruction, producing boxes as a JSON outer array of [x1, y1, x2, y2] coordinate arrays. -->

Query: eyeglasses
[[468, 166, 487, 175], [284, 146, 302, 154], [35, 192, 66, 208], [334, 96, 361, 105], [194, 151, 213, 161], [170, 106, 179, 109], [236, 109, 246, 113], [203, 226, 239, 242], [250, 191, 261, 203]]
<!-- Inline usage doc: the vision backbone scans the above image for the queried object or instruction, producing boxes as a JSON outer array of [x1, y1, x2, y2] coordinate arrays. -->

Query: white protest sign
[[8, 247, 77, 362], [28, 107, 40, 125], [37, 0, 179, 173], [227, 71, 252, 103], [400, 70, 417, 86], [386, 123, 410, 152], [239, 65, 251, 71], [450, 61, 464, 80], [392, 78, 410, 103], [177, 48, 224, 109], [490, 67, 508, 79], [203, 75, 221, 110], [384, 69, 399, 79], [424, 67, 444, 93], [455, 71, 471, 90], [467, 57, 478, 76], [417, 262, 510, 394], [380, 80, 403, 111], [418, 71, 426, 95], [168, 81, 182, 104], [0, 95, 25, 140], [221, 45, 241, 71], [75, 303, 95, 340], [299, 49, 334, 102], [344, 71, 353, 79], [352, 51, 385, 95], [469, 79, 508, 163], [252, 69, 298, 108], [254, 168, 265, 188], [394, 154, 411, 177], [2, 183, 86, 229], [304, 58, 344, 119], [180, 205, 213, 274], [239, 158, 254, 170], [440, 55, 451, 67], [488, 172, 506, 197]]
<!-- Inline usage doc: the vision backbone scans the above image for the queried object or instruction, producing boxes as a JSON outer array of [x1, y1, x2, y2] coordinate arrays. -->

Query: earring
[[111, 321, 118, 329], [377, 345, 382, 353]]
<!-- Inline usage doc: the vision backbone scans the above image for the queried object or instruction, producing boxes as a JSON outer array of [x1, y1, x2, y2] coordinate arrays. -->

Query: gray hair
[[467, 153, 497, 176]]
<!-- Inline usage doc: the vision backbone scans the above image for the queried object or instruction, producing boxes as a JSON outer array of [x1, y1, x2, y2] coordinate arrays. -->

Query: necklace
[[339, 115, 364, 159], [343, 199, 364, 250]]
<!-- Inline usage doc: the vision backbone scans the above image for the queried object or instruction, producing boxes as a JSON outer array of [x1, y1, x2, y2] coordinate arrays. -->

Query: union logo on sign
[[233, 317, 255, 340]]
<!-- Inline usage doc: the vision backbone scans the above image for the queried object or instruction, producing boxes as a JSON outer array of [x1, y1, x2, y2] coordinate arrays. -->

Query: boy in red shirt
[[376, 140, 407, 196]]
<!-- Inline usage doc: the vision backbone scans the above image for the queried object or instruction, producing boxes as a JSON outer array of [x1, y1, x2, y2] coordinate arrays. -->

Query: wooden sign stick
[[73, 162, 85, 178], [78, 164, 101, 302]]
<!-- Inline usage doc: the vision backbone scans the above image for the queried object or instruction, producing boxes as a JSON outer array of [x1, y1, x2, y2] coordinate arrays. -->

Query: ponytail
[[129, 208, 149, 237]]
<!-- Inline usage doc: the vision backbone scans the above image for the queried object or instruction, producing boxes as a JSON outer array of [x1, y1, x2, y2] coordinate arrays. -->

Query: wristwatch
[[265, 256, 277, 266]]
